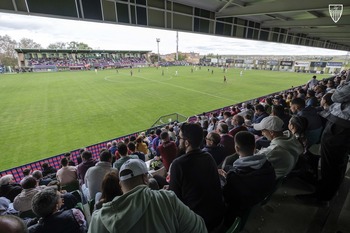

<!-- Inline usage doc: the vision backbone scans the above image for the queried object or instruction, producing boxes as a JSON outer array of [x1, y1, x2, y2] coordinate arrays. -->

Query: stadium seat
[[19, 209, 36, 219], [62, 180, 79, 192], [260, 176, 287, 206], [226, 217, 241, 233]]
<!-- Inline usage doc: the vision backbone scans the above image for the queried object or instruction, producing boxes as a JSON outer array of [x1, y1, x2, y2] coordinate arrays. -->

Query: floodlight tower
[[176, 31, 179, 61], [156, 38, 160, 63]]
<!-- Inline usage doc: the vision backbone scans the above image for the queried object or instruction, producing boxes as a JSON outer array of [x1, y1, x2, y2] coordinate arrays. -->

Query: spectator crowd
[[0, 69, 349, 233]]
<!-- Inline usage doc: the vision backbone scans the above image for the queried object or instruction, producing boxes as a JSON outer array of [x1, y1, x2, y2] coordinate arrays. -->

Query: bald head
[[0, 215, 28, 233]]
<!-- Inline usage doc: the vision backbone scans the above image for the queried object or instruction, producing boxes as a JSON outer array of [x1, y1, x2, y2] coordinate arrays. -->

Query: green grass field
[[0, 67, 328, 171]]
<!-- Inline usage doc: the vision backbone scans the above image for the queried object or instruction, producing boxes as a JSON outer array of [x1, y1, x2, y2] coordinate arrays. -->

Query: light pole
[[156, 38, 160, 64]]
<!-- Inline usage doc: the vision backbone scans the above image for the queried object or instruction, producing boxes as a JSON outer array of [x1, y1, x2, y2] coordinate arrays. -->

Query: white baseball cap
[[119, 159, 148, 181], [253, 116, 284, 131]]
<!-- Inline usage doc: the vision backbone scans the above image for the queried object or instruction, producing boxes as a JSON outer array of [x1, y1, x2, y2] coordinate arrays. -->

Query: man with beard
[[169, 123, 225, 232]]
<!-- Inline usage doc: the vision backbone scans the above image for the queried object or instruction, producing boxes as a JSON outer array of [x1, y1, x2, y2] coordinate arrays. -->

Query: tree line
[[0, 34, 92, 67]]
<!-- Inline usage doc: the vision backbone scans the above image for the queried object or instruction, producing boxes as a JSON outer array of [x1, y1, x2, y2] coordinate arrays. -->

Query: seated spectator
[[77, 151, 97, 186], [64, 152, 75, 166], [207, 117, 218, 133], [56, 158, 78, 186], [128, 142, 145, 161], [108, 141, 118, 157], [113, 143, 138, 171], [306, 90, 318, 107], [202, 132, 226, 166], [271, 105, 291, 131], [228, 114, 248, 139], [13, 177, 42, 213], [41, 163, 57, 178], [217, 123, 235, 156], [46, 181, 78, 210], [158, 131, 178, 171], [248, 104, 269, 136], [223, 111, 233, 130], [0, 197, 18, 216], [222, 131, 276, 227], [290, 98, 323, 146], [135, 136, 148, 155], [0, 215, 28, 233], [21, 169, 31, 182], [255, 116, 303, 179], [94, 171, 122, 211], [169, 123, 225, 232], [151, 129, 162, 156], [28, 187, 87, 233], [89, 159, 207, 233], [84, 150, 117, 201], [0, 175, 22, 202], [31, 170, 52, 186]]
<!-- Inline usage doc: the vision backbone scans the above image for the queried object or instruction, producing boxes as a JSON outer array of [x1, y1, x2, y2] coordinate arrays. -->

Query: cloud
[[0, 12, 348, 56]]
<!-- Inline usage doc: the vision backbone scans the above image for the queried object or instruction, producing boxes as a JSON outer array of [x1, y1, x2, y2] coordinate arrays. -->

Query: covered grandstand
[[15, 48, 150, 72]]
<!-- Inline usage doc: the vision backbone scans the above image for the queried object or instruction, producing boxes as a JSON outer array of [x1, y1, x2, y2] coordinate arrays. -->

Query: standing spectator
[[77, 151, 97, 186], [169, 123, 225, 232], [56, 158, 78, 186], [158, 131, 178, 172], [307, 75, 318, 90], [89, 159, 207, 233], [296, 74, 350, 205]]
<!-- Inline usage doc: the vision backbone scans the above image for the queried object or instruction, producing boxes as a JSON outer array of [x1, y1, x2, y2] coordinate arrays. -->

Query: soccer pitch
[[0, 66, 326, 171]]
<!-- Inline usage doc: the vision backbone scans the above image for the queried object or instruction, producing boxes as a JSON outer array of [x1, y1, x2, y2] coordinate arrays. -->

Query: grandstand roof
[[14, 48, 151, 54], [1, 0, 349, 51]]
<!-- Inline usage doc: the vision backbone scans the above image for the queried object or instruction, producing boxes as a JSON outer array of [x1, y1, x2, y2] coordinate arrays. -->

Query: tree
[[18, 38, 42, 49], [177, 53, 187, 61], [67, 41, 92, 50], [0, 35, 18, 66], [149, 54, 160, 63], [0, 35, 17, 58], [47, 42, 67, 49]]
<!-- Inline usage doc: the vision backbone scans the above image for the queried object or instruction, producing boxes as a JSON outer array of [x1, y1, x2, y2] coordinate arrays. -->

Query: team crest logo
[[329, 4, 343, 23]]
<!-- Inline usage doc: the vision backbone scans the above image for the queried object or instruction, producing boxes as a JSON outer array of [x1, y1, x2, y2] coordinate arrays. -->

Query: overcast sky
[[0, 12, 348, 56]]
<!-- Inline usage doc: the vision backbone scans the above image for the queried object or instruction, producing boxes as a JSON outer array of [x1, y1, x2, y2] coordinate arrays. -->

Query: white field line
[[103, 72, 236, 102]]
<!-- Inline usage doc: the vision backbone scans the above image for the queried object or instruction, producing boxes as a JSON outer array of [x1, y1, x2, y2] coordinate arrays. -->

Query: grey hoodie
[[324, 80, 350, 128], [257, 133, 303, 179], [88, 185, 207, 233]]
